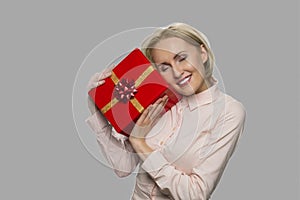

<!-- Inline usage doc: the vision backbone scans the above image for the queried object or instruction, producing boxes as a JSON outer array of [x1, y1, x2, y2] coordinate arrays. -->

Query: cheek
[[195, 63, 205, 77], [190, 63, 205, 79], [159, 72, 175, 84], [192, 70, 204, 85], [193, 68, 202, 78]]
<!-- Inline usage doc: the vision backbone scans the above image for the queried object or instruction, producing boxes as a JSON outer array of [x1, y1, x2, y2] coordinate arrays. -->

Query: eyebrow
[[156, 51, 186, 67], [173, 51, 186, 60]]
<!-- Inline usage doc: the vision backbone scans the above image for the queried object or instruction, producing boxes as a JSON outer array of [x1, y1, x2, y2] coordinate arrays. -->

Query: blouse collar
[[182, 76, 221, 111]]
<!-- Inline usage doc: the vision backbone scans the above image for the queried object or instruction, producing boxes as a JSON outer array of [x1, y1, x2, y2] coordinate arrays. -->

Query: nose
[[172, 63, 184, 79]]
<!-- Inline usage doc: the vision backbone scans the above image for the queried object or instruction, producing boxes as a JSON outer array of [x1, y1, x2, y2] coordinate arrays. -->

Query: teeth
[[178, 76, 190, 85]]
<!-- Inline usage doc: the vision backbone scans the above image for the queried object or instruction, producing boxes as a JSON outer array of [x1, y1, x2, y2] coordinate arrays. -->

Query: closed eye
[[177, 54, 187, 62], [157, 64, 171, 72]]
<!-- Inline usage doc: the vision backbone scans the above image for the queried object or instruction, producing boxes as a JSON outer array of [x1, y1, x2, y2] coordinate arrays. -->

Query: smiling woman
[[147, 37, 210, 96], [86, 22, 246, 200]]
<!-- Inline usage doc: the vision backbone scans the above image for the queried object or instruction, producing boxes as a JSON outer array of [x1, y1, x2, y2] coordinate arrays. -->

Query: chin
[[174, 87, 196, 96], [182, 91, 196, 97]]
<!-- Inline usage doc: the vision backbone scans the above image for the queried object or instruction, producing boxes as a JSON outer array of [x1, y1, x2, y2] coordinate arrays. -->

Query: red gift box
[[88, 48, 181, 137]]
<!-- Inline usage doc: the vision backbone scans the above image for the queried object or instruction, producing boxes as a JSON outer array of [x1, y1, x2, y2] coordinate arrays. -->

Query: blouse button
[[160, 141, 164, 145]]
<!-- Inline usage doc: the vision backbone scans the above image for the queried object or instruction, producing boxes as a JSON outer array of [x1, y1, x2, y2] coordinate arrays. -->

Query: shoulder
[[223, 94, 246, 125], [226, 95, 246, 118]]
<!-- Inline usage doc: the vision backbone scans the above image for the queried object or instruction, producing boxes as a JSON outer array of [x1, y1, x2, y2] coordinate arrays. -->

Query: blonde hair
[[141, 23, 215, 79]]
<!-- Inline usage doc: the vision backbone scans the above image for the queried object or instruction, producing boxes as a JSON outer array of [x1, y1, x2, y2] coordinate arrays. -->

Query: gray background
[[1, 0, 299, 199]]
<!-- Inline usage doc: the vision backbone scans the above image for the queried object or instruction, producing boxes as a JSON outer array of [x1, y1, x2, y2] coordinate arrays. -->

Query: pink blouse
[[86, 78, 246, 200]]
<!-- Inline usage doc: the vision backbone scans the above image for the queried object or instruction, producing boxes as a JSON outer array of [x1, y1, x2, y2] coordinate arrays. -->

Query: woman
[[86, 23, 246, 200]]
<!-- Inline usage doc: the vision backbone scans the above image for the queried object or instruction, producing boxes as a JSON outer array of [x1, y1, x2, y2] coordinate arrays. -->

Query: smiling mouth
[[177, 75, 192, 87]]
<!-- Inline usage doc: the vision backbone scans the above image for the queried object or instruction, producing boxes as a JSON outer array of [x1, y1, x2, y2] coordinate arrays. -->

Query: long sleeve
[[85, 111, 140, 177], [141, 101, 246, 200]]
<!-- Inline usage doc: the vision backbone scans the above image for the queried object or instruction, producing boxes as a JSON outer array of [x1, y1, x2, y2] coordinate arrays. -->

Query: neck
[[195, 77, 213, 94]]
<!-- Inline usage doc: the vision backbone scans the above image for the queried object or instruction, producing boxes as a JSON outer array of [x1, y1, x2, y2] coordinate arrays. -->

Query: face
[[151, 37, 209, 96]]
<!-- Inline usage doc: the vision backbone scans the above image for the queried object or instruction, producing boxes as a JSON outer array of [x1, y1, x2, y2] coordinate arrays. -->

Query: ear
[[200, 44, 208, 64]]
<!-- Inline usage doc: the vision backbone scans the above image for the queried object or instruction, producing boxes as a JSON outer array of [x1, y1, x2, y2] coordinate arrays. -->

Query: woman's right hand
[[87, 68, 112, 115]]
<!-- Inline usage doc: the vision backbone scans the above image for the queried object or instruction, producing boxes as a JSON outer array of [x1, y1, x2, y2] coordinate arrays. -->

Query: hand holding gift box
[[88, 48, 181, 137]]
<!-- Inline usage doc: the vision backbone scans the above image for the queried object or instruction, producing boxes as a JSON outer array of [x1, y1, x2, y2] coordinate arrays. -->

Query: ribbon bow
[[114, 78, 138, 103]]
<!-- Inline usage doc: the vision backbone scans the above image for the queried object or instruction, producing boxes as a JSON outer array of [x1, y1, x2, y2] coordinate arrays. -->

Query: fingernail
[[99, 80, 105, 85]]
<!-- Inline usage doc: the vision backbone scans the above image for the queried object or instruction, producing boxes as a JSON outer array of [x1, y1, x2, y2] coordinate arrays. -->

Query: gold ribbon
[[101, 65, 155, 114]]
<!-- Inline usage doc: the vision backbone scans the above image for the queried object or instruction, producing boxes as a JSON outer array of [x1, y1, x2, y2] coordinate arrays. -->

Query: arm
[[141, 101, 246, 200], [86, 111, 140, 177], [86, 69, 140, 177]]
